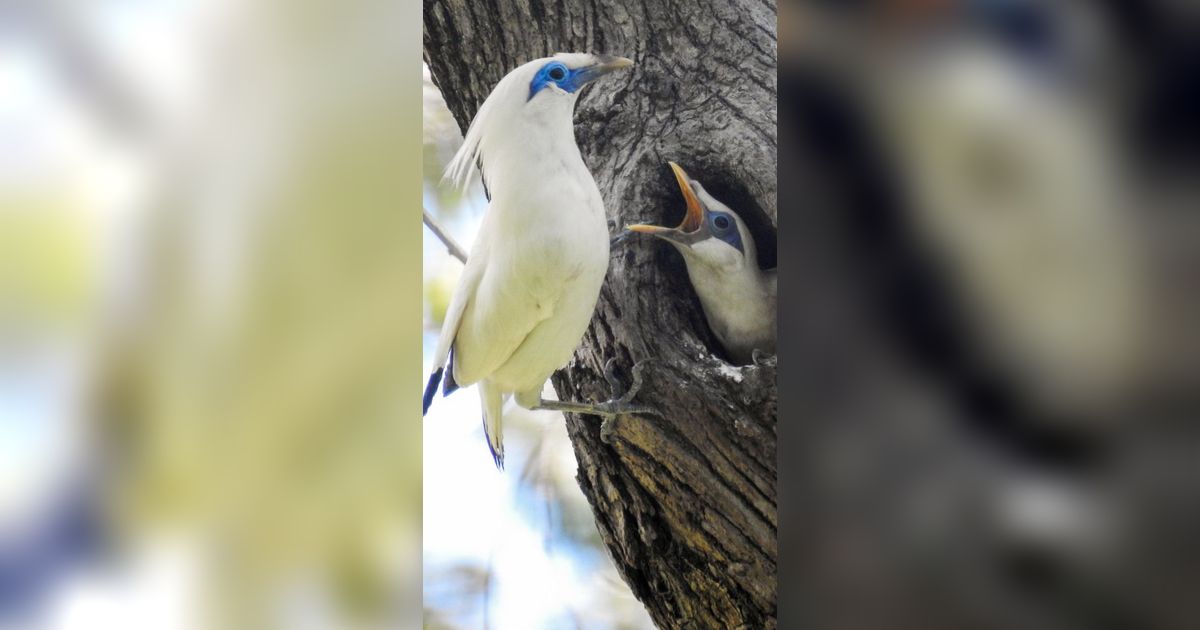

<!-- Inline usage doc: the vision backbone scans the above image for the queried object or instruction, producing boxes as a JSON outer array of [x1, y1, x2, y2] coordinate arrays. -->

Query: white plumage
[[425, 53, 633, 468], [629, 162, 776, 365]]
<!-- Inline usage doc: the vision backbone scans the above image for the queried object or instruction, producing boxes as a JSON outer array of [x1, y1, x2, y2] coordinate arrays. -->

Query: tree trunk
[[424, 1, 777, 627]]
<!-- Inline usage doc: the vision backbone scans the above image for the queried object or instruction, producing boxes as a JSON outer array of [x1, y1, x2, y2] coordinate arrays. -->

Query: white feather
[[429, 53, 621, 467], [672, 186, 776, 364], [444, 53, 599, 192]]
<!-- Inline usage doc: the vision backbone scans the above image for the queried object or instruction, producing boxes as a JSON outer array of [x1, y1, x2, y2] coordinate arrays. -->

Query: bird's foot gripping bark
[[751, 348, 776, 368], [535, 358, 658, 443]]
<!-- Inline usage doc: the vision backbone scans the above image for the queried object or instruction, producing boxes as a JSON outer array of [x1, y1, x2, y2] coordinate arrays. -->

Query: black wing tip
[[423, 368, 443, 416]]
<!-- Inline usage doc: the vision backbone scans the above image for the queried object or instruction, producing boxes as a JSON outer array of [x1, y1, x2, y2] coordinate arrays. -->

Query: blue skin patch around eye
[[708, 212, 744, 254], [528, 61, 597, 101]]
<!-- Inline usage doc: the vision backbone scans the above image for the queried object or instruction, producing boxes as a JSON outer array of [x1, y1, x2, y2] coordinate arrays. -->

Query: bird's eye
[[713, 215, 731, 231], [548, 66, 566, 81]]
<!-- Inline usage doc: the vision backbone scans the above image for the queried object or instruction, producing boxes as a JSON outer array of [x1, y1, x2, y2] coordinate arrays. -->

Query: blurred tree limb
[[423, 207, 468, 263]]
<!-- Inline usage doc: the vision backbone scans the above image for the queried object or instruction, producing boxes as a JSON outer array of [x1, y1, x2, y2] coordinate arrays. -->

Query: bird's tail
[[478, 380, 505, 469]]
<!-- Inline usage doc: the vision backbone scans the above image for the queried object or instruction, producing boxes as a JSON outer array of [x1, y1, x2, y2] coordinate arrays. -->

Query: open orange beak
[[627, 161, 707, 237]]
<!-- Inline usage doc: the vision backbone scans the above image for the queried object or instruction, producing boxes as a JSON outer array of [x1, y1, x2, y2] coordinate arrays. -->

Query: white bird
[[423, 53, 638, 468], [628, 162, 776, 364]]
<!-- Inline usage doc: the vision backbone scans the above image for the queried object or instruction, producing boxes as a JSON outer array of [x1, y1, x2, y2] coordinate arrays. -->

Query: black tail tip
[[423, 368, 443, 416], [480, 413, 504, 470]]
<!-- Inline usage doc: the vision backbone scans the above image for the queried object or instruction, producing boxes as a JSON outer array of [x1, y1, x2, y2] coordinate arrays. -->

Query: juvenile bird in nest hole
[[629, 162, 777, 365]]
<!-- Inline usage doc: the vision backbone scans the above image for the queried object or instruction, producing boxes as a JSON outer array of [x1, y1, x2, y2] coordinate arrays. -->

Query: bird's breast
[[480, 127, 610, 282], [688, 265, 777, 361], [479, 185, 605, 308]]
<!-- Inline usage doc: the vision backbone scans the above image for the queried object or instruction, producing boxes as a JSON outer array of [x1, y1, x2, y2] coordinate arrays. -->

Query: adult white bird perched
[[628, 162, 776, 364], [424, 53, 644, 469]]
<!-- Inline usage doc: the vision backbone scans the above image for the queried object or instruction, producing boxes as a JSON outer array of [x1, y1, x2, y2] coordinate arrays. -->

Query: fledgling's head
[[444, 53, 633, 189], [628, 162, 757, 272]]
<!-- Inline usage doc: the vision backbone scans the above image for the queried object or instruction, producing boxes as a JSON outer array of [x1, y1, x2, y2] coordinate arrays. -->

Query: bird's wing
[[423, 236, 490, 414], [450, 254, 561, 387], [434, 233, 493, 363]]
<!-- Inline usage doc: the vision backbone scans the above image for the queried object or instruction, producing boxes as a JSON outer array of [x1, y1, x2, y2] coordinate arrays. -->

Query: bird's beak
[[667, 162, 706, 232], [627, 162, 707, 245], [576, 55, 634, 84]]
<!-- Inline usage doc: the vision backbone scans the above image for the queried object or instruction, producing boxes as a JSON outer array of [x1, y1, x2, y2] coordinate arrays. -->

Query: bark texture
[[425, 1, 777, 627]]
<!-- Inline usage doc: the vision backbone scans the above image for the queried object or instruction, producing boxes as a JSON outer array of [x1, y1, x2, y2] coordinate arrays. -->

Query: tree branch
[[423, 207, 468, 264]]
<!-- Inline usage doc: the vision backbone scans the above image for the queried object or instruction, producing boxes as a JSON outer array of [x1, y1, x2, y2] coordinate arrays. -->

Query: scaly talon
[[533, 357, 660, 419], [603, 357, 624, 400], [600, 416, 618, 444], [751, 349, 775, 367], [619, 358, 656, 405]]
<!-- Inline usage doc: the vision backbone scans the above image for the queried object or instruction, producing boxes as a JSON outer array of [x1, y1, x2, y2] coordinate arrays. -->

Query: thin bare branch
[[423, 207, 468, 263]]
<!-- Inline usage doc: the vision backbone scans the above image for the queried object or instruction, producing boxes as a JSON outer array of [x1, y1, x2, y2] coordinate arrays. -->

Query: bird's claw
[[603, 357, 623, 400], [597, 357, 657, 441], [600, 416, 618, 444], [536, 359, 659, 426], [599, 360, 658, 444], [602, 358, 657, 407], [751, 349, 776, 367], [621, 359, 656, 405], [591, 357, 659, 419]]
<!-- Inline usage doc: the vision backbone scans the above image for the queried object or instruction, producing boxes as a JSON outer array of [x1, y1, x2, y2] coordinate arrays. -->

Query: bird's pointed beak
[[627, 162, 707, 243], [667, 161, 706, 233], [625, 223, 672, 235], [576, 55, 634, 85], [594, 55, 634, 73]]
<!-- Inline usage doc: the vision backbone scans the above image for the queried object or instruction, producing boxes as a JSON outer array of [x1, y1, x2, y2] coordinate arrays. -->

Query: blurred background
[[0, 0, 422, 628], [780, 1, 1200, 629], [421, 65, 653, 630]]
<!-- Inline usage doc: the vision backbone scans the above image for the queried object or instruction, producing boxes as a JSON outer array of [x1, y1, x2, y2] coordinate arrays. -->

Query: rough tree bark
[[424, 1, 777, 627]]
